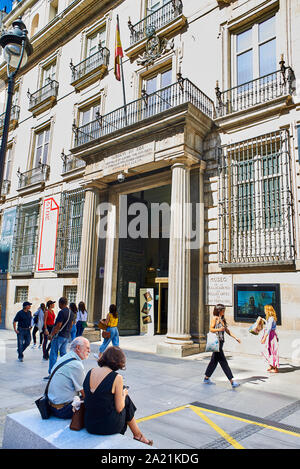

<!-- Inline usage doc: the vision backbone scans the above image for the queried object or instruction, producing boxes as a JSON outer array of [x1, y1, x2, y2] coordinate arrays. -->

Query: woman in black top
[[83, 346, 153, 445]]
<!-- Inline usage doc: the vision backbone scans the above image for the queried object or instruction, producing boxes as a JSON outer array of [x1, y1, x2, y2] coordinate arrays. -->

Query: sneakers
[[203, 377, 214, 385], [31, 344, 37, 349], [231, 381, 240, 388], [38, 345, 42, 349], [18, 358, 23, 362]]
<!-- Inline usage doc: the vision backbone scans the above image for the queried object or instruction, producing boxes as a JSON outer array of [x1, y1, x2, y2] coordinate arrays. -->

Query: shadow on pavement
[[237, 375, 269, 385], [277, 365, 300, 374]]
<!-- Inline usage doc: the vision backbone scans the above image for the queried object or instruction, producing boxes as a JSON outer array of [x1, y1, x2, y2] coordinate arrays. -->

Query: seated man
[[47, 337, 90, 419]]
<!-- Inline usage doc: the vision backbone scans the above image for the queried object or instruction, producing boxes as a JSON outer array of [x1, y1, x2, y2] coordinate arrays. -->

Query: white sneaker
[[31, 344, 37, 349], [38, 345, 42, 349]]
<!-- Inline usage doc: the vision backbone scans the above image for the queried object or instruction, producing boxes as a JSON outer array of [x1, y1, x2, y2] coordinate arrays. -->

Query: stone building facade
[[0, 0, 299, 358]]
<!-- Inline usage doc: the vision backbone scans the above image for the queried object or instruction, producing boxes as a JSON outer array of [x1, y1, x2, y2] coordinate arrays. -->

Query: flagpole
[[117, 14, 128, 126]]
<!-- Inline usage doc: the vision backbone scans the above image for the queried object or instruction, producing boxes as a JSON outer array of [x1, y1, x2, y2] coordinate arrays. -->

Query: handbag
[[98, 319, 107, 331], [35, 357, 77, 419], [205, 332, 220, 353], [70, 402, 85, 431], [102, 330, 111, 339]]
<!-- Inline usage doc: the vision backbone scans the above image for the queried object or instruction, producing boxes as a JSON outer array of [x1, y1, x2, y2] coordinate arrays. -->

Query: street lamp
[[0, 17, 33, 194]]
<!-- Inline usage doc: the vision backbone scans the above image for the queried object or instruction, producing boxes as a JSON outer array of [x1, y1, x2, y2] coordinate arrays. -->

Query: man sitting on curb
[[47, 337, 90, 419]]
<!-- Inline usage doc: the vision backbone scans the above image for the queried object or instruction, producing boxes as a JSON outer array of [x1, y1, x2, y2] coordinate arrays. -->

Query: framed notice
[[37, 196, 60, 271], [206, 274, 232, 306], [128, 282, 136, 298]]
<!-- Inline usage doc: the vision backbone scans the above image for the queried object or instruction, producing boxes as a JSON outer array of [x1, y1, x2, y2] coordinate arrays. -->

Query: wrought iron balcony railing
[[215, 66, 296, 117], [0, 105, 20, 129], [28, 79, 59, 111], [73, 78, 214, 148], [128, 0, 183, 46], [61, 153, 86, 174], [1, 179, 11, 197], [70, 47, 110, 83], [18, 164, 50, 190]]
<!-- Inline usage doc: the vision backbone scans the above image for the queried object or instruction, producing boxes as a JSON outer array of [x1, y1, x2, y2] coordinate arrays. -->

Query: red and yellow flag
[[114, 19, 123, 81]]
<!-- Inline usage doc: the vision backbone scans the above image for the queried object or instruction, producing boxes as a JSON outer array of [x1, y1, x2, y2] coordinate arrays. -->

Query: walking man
[[13, 301, 33, 362], [45, 297, 74, 380]]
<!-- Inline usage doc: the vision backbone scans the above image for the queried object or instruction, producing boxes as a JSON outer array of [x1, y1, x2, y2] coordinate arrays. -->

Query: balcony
[[27, 79, 59, 116], [215, 66, 296, 119], [126, 0, 186, 58], [72, 78, 215, 149], [70, 47, 110, 91], [61, 153, 86, 179], [17, 164, 50, 194], [0, 105, 20, 135]]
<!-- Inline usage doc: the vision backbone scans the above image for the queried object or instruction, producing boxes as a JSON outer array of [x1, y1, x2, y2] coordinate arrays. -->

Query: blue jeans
[[48, 336, 68, 374], [76, 321, 85, 337], [17, 329, 31, 359], [99, 327, 119, 353], [50, 403, 73, 419], [70, 324, 76, 342]]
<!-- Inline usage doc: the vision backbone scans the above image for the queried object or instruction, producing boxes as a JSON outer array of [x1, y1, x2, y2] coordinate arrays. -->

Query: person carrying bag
[[35, 357, 76, 419]]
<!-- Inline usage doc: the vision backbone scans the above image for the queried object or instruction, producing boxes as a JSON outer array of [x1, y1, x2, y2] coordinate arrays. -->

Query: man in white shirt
[[47, 337, 90, 419]]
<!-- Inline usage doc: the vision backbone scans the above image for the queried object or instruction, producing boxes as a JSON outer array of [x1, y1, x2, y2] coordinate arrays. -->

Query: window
[[4, 146, 12, 182], [56, 189, 85, 272], [15, 286, 29, 303], [11, 202, 40, 273], [79, 102, 100, 126], [233, 15, 276, 87], [41, 62, 56, 87], [30, 14, 39, 37], [146, 0, 169, 14], [34, 127, 50, 166], [86, 28, 106, 57], [218, 130, 294, 265], [143, 68, 172, 116], [49, 0, 58, 21], [64, 286, 77, 304]]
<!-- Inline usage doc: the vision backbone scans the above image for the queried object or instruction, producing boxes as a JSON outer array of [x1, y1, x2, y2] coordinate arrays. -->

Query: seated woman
[[83, 346, 153, 446]]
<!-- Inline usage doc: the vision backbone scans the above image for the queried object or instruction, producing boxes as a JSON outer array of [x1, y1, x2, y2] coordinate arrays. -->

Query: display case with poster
[[139, 288, 154, 336], [234, 284, 281, 325]]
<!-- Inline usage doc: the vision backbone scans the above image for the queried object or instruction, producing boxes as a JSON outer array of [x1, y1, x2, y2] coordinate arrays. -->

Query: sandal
[[134, 434, 153, 446]]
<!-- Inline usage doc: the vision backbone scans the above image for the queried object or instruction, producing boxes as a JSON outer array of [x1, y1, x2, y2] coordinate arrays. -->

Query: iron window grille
[[64, 285, 77, 304], [11, 202, 40, 273], [15, 286, 29, 303], [55, 188, 85, 272], [218, 129, 294, 266]]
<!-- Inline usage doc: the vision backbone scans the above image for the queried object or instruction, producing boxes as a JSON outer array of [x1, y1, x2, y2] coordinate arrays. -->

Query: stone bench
[[2, 408, 152, 449]]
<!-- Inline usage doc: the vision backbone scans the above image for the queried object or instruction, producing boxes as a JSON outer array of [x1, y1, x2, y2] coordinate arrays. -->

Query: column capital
[[80, 180, 108, 192], [169, 153, 200, 168], [191, 160, 206, 173]]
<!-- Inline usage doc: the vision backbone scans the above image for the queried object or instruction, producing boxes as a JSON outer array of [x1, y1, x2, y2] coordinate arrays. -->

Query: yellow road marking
[[190, 405, 244, 449], [193, 406, 300, 439], [136, 405, 188, 423]]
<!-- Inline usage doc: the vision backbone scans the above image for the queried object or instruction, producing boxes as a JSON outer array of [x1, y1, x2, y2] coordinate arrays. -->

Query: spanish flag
[[114, 16, 123, 81]]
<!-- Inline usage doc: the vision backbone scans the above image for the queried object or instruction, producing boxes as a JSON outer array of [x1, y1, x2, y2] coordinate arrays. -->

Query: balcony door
[[143, 68, 172, 117]]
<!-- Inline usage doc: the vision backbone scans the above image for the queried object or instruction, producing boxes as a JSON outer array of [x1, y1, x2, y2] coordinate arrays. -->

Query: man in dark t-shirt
[[45, 297, 75, 379], [13, 301, 33, 362]]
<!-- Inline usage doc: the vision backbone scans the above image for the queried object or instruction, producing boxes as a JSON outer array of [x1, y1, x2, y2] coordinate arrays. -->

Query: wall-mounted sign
[[140, 288, 154, 336], [206, 274, 233, 306], [234, 284, 281, 324], [103, 142, 155, 176], [128, 282, 136, 298], [37, 196, 60, 272]]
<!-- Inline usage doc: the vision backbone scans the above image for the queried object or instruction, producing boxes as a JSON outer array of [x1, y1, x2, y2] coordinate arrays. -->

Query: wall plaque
[[206, 274, 233, 306], [103, 142, 155, 176]]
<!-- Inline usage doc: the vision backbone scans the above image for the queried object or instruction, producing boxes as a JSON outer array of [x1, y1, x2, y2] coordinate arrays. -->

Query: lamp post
[[0, 17, 32, 195]]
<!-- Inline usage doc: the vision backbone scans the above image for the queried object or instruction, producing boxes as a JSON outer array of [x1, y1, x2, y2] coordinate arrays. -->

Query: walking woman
[[69, 303, 78, 342], [43, 300, 56, 360], [32, 303, 45, 349], [95, 304, 119, 360], [204, 304, 241, 388], [76, 301, 88, 337], [261, 305, 279, 373]]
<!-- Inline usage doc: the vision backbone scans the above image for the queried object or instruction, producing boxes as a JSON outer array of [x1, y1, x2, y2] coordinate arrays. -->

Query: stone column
[[101, 191, 118, 318], [198, 161, 206, 351], [157, 161, 200, 357], [77, 186, 99, 322]]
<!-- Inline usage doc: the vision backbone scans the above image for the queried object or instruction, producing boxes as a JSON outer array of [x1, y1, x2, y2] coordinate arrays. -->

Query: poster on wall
[[37, 196, 60, 272], [0, 207, 17, 273], [139, 288, 154, 336], [206, 274, 233, 306], [234, 284, 281, 325]]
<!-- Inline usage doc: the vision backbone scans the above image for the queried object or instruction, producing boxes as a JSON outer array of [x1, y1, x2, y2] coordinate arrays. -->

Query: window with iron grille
[[11, 202, 40, 273], [218, 129, 294, 266], [15, 286, 29, 303], [55, 188, 85, 272], [64, 285, 77, 305]]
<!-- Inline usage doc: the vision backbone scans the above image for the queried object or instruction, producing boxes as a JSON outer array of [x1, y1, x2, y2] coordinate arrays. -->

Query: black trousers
[[205, 341, 233, 381], [32, 326, 43, 345], [120, 395, 137, 435]]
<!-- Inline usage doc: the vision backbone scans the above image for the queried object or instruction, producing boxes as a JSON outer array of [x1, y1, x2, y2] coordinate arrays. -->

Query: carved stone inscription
[[103, 142, 155, 176]]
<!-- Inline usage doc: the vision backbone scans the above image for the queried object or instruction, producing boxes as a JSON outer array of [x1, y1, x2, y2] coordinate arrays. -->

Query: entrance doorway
[[117, 184, 171, 335]]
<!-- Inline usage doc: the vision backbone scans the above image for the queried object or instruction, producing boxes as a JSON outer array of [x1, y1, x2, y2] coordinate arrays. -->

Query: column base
[[156, 341, 200, 358]]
